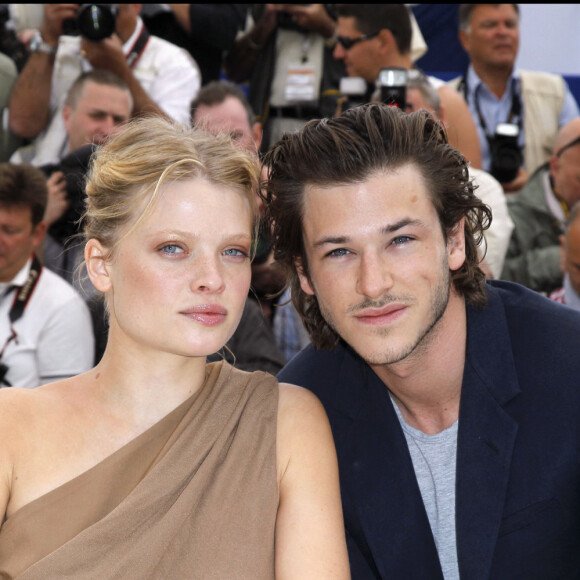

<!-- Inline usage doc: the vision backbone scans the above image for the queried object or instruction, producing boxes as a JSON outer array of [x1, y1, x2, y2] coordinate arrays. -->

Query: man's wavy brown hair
[[261, 104, 491, 350]]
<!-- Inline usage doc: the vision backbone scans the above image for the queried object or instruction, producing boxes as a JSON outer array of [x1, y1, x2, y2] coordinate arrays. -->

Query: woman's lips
[[180, 304, 227, 326]]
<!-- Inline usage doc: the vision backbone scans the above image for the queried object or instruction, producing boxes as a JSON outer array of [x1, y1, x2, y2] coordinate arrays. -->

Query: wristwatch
[[29, 32, 57, 56]]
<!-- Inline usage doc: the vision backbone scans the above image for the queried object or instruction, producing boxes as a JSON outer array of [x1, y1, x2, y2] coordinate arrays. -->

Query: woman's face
[[104, 177, 253, 359]]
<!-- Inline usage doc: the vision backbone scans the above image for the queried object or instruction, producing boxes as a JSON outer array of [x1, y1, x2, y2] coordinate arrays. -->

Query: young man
[[265, 104, 580, 579]]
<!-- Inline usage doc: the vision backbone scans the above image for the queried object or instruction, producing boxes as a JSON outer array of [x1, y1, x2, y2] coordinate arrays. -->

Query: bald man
[[501, 118, 580, 293], [549, 202, 580, 310]]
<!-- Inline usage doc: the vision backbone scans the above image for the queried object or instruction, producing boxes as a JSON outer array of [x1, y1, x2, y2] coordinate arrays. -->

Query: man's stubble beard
[[317, 259, 452, 367]]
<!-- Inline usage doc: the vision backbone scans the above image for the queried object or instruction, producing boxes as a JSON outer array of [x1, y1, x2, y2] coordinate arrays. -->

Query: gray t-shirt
[[391, 396, 460, 580]]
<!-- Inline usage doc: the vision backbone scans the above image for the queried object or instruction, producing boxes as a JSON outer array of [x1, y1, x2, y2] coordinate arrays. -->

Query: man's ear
[[447, 217, 467, 272], [252, 122, 263, 152], [85, 239, 112, 293], [458, 29, 470, 53], [31, 221, 47, 249], [376, 28, 395, 58], [549, 154, 560, 182], [62, 104, 72, 131], [559, 234, 567, 274], [295, 257, 315, 296]]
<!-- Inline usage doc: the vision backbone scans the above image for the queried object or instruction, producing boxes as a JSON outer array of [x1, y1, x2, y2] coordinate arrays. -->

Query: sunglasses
[[556, 135, 580, 158], [335, 31, 380, 50]]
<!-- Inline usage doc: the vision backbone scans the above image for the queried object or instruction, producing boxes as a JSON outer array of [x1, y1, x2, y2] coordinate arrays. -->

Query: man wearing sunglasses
[[332, 4, 482, 169], [501, 118, 580, 293]]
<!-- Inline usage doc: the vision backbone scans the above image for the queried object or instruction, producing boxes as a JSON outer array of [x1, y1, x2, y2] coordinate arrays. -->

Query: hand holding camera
[[41, 4, 80, 47]]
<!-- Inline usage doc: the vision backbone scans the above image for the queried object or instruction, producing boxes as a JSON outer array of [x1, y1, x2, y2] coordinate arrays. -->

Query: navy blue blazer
[[279, 281, 580, 579]]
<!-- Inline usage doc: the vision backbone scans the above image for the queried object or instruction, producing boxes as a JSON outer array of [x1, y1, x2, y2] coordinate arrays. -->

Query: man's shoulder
[[143, 33, 199, 68], [487, 280, 580, 342], [507, 164, 549, 208], [33, 267, 88, 311], [278, 342, 360, 397], [519, 69, 566, 95]]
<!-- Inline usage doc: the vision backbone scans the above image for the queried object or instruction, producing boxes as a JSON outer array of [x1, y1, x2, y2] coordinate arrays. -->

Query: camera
[[62, 4, 119, 41], [377, 67, 408, 109], [489, 122, 522, 183]]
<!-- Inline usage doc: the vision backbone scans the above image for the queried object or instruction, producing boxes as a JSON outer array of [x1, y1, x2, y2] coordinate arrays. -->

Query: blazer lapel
[[455, 290, 520, 580], [334, 351, 444, 579]]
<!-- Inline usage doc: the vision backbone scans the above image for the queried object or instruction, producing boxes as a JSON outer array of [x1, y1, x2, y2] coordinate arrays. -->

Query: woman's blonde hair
[[83, 115, 261, 258]]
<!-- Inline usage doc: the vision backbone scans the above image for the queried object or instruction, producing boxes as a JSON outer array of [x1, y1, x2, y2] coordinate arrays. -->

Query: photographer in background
[[451, 4, 580, 193], [225, 4, 346, 151], [501, 118, 580, 293], [0, 162, 94, 388], [332, 4, 482, 169], [8, 3, 200, 167]]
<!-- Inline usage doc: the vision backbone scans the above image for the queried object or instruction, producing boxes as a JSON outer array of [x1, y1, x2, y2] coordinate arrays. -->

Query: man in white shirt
[[0, 162, 94, 388], [8, 4, 200, 167]]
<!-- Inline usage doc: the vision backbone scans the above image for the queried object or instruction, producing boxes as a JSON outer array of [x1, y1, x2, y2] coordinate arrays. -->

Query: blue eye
[[223, 248, 248, 258], [392, 236, 412, 245], [327, 248, 350, 257], [161, 244, 184, 254]]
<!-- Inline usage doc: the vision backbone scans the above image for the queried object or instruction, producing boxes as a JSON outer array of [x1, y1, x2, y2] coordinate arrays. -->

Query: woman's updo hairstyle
[[84, 115, 260, 259]]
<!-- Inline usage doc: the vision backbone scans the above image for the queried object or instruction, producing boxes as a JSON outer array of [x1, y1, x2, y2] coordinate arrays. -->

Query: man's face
[[563, 218, 580, 295], [550, 144, 580, 208], [0, 205, 45, 283], [333, 17, 383, 83], [297, 165, 466, 367], [459, 4, 519, 72], [193, 96, 260, 153], [63, 81, 132, 153], [404, 87, 440, 119]]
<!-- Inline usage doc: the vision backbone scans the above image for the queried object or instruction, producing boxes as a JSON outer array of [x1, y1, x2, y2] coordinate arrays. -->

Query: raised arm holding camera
[[8, 4, 200, 167]]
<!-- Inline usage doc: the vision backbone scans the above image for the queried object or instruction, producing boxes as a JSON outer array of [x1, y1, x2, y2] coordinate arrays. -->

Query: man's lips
[[180, 304, 227, 326], [353, 304, 407, 325]]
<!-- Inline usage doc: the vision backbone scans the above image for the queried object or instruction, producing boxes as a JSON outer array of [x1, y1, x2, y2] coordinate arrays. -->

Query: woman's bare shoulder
[[276, 382, 334, 476], [0, 378, 84, 441]]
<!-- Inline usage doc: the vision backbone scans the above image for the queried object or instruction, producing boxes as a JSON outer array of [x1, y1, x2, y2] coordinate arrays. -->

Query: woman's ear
[[85, 239, 112, 293]]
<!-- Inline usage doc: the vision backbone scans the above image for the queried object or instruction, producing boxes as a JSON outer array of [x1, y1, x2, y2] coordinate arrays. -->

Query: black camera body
[[489, 122, 522, 183], [377, 67, 408, 109], [62, 4, 119, 41]]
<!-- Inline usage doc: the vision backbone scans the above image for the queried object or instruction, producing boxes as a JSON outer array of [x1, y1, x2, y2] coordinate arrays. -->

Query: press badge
[[284, 63, 317, 102]]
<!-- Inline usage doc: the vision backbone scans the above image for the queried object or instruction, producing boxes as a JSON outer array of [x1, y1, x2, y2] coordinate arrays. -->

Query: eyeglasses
[[335, 31, 380, 50], [556, 135, 580, 158]]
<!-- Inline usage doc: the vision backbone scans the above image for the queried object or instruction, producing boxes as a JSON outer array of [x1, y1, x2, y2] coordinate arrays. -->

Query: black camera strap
[[0, 254, 43, 386], [126, 25, 150, 69], [459, 73, 523, 142]]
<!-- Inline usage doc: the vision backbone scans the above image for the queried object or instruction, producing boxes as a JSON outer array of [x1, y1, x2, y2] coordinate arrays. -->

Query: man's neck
[[371, 290, 467, 434], [375, 52, 413, 78], [472, 61, 514, 99]]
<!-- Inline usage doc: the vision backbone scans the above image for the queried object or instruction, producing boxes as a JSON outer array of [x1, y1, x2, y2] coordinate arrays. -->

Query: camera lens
[[77, 4, 117, 41]]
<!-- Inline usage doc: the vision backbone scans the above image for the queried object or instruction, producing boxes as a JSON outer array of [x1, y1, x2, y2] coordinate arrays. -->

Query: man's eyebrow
[[312, 218, 424, 248], [381, 218, 423, 234]]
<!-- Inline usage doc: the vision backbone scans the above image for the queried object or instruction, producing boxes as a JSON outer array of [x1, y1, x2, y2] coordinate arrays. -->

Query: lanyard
[[126, 25, 150, 69], [458, 73, 522, 139], [0, 254, 43, 386]]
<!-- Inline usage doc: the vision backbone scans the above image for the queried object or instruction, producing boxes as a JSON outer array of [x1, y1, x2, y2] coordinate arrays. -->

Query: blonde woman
[[0, 117, 349, 579]]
